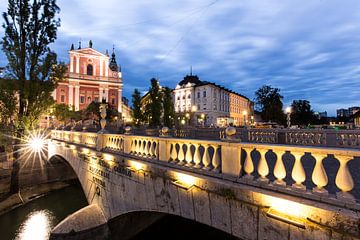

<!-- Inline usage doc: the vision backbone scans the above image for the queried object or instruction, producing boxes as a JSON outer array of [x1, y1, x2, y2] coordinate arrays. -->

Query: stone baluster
[[212, 145, 221, 172], [194, 144, 202, 168], [243, 148, 254, 178], [178, 143, 185, 165], [273, 151, 286, 186], [146, 141, 151, 157], [170, 143, 178, 162], [291, 152, 306, 190], [185, 143, 193, 166], [150, 141, 155, 158], [335, 155, 355, 201], [312, 153, 328, 194], [142, 140, 147, 156], [257, 149, 269, 181], [203, 145, 212, 170]]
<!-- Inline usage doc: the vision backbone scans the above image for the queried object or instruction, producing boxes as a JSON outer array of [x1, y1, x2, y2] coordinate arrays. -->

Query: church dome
[[178, 74, 202, 86]]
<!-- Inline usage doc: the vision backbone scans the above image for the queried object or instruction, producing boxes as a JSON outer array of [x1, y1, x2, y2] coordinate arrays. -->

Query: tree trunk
[[9, 131, 22, 194]]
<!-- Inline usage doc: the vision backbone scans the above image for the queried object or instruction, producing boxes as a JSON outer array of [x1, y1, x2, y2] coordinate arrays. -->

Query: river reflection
[[15, 210, 55, 240], [0, 185, 88, 240]]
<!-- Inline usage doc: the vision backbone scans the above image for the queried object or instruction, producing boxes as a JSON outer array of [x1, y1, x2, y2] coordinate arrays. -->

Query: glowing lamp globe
[[29, 137, 45, 152]]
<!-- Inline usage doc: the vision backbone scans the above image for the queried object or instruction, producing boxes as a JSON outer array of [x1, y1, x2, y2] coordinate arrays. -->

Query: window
[[197, 92, 200, 98], [214, 92, 217, 98], [87, 96, 91, 103], [177, 96, 180, 100], [80, 96, 85, 104], [182, 95, 185, 100], [188, 94, 191, 99], [111, 98, 115, 105], [203, 91, 206, 97], [87, 64, 93, 75], [60, 95, 65, 103]]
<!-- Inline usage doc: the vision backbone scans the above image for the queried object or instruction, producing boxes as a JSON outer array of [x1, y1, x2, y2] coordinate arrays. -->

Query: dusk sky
[[1, 0, 360, 116]]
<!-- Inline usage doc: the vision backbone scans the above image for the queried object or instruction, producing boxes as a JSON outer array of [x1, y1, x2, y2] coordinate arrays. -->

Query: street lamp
[[242, 110, 248, 127], [285, 107, 291, 128]]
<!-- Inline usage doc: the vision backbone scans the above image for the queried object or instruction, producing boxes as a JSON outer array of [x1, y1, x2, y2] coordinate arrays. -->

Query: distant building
[[314, 111, 327, 119], [337, 107, 360, 118], [173, 74, 252, 127]]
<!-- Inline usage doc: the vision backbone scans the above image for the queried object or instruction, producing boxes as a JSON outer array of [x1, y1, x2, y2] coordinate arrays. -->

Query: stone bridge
[[48, 129, 360, 240]]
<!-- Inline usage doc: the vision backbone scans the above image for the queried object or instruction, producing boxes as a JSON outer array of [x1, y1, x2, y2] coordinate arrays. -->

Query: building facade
[[52, 41, 123, 113], [173, 74, 252, 126], [337, 107, 360, 118]]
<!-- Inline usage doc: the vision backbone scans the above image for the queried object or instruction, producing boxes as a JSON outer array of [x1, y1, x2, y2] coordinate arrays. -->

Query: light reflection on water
[[15, 210, 55, 240]]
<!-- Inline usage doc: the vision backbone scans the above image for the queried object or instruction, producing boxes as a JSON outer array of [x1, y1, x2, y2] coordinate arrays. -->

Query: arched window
[[87, 64, 93, 75]]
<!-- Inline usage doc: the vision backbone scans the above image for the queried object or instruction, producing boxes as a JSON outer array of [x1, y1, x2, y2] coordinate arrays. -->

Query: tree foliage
[[291, 100, 316, 126], [1, 0, 64, 193], [148, 78, 162, 127], [1, 0, 66, 130], [131, 89, 142, 126], [162, 87, 175, 127], [255, 85, 285, 124]]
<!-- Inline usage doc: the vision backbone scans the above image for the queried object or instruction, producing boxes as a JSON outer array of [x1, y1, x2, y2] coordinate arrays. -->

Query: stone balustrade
[[51, 130, 360, 208]]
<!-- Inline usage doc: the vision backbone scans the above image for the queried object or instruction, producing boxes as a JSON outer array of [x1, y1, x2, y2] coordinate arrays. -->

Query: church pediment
[[72, 48, 108, 58]]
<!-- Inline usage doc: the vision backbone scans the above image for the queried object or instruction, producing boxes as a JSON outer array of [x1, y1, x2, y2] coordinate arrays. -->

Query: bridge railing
[[51, 129, 360, 206]]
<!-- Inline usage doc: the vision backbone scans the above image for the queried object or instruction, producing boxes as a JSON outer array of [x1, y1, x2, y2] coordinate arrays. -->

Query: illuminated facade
[[52, 41, 123, 113], [173, 74, 252, 126]]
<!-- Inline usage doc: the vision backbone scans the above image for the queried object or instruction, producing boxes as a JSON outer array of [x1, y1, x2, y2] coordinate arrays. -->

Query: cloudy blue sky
[[1, 0, 360, 116]]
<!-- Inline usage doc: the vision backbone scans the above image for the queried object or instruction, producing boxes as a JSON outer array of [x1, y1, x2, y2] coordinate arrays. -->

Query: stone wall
[[49, 141, 360, 240]]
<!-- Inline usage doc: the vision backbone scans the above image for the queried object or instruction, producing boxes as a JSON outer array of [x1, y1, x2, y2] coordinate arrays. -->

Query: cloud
[[0, 0, 360, 115]]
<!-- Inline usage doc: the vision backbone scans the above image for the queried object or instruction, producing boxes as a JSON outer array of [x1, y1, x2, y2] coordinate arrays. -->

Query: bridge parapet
[[51, 130, 360, 210]]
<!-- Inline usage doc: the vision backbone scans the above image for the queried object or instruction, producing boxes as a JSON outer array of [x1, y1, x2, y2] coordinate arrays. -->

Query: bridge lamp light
[[172, 172, 196, 191], [265, 196, 307, 228], [128, 160, 146, 172]]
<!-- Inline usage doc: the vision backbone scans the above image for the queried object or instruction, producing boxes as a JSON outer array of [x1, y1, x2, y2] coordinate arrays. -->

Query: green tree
[[162, 87, 174, 127], [1, 0, 65, 193], [53, 103, 71, 124], [291, 100, 316, 126], [255, 85, 285, 124], [148, 78, 162, 127], [0, 80, 17, 127], [131, 89, 142, 126]]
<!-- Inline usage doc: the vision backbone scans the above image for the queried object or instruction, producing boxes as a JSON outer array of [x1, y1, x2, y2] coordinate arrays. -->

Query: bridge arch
[[108, 210, 239, 240]]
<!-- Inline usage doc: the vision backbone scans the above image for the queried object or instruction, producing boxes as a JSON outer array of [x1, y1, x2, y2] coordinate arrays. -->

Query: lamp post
[[185, 113, 190, 126], [242, 110, 248, 127], [191, 105, 197, 126], [285, 107, 291, 128]]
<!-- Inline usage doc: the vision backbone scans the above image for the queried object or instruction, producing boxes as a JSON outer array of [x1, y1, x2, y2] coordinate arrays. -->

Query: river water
[[0, 185, 88, 240]]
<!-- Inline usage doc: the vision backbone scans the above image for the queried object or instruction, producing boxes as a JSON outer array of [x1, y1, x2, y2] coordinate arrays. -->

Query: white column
[[104, 88, 109, 102], [105, 60, 109, 77], [100, 60, 103, 76], [117, 89, 122, 113], [76, 56, 80, 73], [70, 57, 74, 73], [74, 85, 80, 111], [51, 89, 57, 100], [99, 87, 103, 102], [68, 84, 74, 108]]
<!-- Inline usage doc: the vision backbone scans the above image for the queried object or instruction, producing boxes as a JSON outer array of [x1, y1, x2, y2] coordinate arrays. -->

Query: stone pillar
[[100, 60, 103, 76], [76, 56, 80, 73], [70, 57, 74, 72], [74, 85, 80, 111], [221, 142, 241, 178], [68, 84, 74, 108], [99, 87, 104, 101], [117, 89, 122, 113]]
